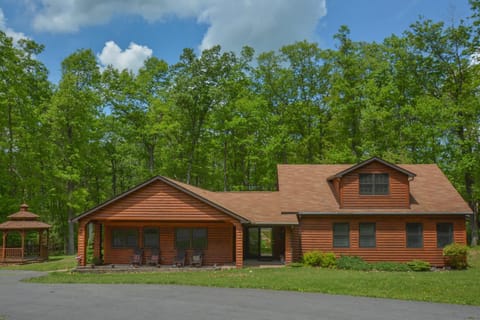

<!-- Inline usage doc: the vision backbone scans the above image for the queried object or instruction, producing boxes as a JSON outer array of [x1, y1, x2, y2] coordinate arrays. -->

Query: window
[[112, 228, 138, 248], [143, 228, 159, 248], [333, 223, 349, 248], [359, 223, 376, 248], [192, 228, 207, 249], [359, 173, 389, 195], [406, 223, 423, 248], [175, 228, 208, 250], [437, 223, 453, 248]]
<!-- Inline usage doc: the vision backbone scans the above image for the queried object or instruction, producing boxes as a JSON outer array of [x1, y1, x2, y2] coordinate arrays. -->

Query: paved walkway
[[0, 270, 479, 320]]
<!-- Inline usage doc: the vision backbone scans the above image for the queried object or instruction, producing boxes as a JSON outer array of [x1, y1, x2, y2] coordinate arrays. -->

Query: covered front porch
[[77, 220, 295, 268]]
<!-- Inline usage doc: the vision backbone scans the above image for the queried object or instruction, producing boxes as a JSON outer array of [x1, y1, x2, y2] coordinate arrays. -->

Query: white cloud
[[0, 8, 29, 43], [198, 0, 326, 53], [98, 41, 153, 73], [30, 0, 327, 53]]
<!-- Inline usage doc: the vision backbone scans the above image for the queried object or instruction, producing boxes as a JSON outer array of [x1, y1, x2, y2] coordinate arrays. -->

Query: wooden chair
[[174, 249, 186, 267], [147, 247, 160, 266], [130, 247, 143, 267], [191, 250, 203, 267]]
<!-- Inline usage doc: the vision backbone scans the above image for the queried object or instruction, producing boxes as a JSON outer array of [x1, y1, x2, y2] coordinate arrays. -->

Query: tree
[[44, 49, 102, 254]]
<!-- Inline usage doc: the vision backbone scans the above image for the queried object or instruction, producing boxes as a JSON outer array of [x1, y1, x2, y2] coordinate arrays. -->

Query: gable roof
[[327, 157, 416, 180], [71, 176, 249, 223], [278, 163, 471, 215]]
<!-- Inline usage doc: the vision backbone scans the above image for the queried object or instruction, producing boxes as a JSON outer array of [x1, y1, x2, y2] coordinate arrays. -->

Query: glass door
[[246, 227, 273, 259]]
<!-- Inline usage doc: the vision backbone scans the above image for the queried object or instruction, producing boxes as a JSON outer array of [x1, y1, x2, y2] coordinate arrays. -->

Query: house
[[72, 157, 471, 267]]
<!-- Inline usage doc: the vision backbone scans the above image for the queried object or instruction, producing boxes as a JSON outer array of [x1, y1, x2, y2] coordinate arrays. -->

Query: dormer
[[328, 157, 416, 209]]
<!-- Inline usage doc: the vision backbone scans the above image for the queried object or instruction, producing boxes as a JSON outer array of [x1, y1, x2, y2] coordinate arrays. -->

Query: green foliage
[[320, 252, 337, 269], [443, 243, 469, 269], [407, 260, 431, 272], [336, 256, 371, 271], [302, 251, 323, 267], [302, 251, 337, 268]]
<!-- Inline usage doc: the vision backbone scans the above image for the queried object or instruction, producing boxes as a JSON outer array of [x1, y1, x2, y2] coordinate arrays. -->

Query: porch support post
[[285, 226, 293, 265], [234, 222, 243, 268], [93, 222, 101, 262], [78, 220, 89, 266]]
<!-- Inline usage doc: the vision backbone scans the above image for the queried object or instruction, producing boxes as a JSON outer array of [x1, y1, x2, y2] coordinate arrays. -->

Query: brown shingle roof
[[0, 204, 51, 230], [8, 204, 40, 220], [164, 178, 297, 224], [73, 161, 471, 225], [278, 164, 472, 214], [0, 220, 51, 230]]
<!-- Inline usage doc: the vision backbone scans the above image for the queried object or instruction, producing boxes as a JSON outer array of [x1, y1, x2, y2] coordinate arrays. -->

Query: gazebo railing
[[2, 248, 23, 260]]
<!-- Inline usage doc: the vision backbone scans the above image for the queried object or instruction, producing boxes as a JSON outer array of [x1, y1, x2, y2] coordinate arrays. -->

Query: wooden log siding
[[340, 162, 410, 209], [77, 179, 243, 266], [299, 215, 466, 266], [88, 180, 238, 222], [103, 222, 234, 266]]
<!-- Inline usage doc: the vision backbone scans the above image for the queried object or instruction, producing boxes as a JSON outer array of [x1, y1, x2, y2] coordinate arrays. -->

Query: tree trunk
[[471, 201, 478, 246], [223, 139, 228, 191], [67, 181, 75, 255]]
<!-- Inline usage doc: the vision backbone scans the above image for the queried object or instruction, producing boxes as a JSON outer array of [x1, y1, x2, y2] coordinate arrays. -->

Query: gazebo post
[[21, 230, 25, 261], [46, 229, 50, 260], [38, 230, 42, 259], [1, 232, 6, 262]]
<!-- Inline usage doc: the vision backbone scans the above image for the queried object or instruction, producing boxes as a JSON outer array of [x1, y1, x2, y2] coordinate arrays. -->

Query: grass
[[0, 255, 76, 271], [6, 249, 480, 306]]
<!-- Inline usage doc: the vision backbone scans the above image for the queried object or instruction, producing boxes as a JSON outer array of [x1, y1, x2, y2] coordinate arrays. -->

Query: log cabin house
[[73, 157, 471, 267]]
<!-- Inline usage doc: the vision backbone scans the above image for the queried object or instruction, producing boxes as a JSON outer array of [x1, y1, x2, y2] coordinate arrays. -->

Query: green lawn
[[0, 255, 76, 271], [7, 249, 480, 306]]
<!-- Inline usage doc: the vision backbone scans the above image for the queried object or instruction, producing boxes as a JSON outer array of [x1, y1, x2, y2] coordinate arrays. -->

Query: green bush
[[372, 262, 411, 272], [321, 252, 337, 269], [336, 255, 371, 271], [407, 260, 431, 271], [443, 243, 469, 270], [302, 251, 323, 267]]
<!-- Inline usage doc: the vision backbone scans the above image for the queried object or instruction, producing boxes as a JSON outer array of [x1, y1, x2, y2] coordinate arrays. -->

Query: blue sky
[[0, 0, 473, 83]]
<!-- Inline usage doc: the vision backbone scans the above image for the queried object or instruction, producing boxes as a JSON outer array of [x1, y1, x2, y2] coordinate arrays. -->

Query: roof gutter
[[298, 211, 472, 216]]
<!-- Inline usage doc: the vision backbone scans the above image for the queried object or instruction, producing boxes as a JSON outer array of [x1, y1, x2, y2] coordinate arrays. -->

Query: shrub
[[372, 262, 411, 272], [407, 260, 431, 271], [302, 251, 323, 267], [336, 255, 371, 271], [443, 243, 469, 269], [321, 252, 337, 269]]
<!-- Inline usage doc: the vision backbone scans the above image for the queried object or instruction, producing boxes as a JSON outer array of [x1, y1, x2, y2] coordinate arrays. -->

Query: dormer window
[[359, 173, 389, 195]]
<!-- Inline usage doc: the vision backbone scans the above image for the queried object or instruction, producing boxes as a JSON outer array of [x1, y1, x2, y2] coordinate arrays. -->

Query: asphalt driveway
[[0, 270, 479, 320]]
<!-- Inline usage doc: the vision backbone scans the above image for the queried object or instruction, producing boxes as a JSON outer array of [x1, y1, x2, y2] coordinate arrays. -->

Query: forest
[[1, 1, 480, 254]]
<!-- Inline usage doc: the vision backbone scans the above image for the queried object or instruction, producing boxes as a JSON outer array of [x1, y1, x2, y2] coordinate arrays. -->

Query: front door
[[246, 227, 273, 260]]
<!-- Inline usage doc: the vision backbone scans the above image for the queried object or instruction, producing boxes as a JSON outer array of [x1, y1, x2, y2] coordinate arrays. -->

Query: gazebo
[[0, 204, 51, 263]]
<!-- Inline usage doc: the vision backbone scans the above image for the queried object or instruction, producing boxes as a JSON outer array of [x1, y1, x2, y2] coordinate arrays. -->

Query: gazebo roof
[[0, 204, 51, 230]]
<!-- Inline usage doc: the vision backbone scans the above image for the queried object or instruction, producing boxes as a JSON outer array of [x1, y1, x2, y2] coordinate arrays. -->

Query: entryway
[[245, 226, 285, 261]]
